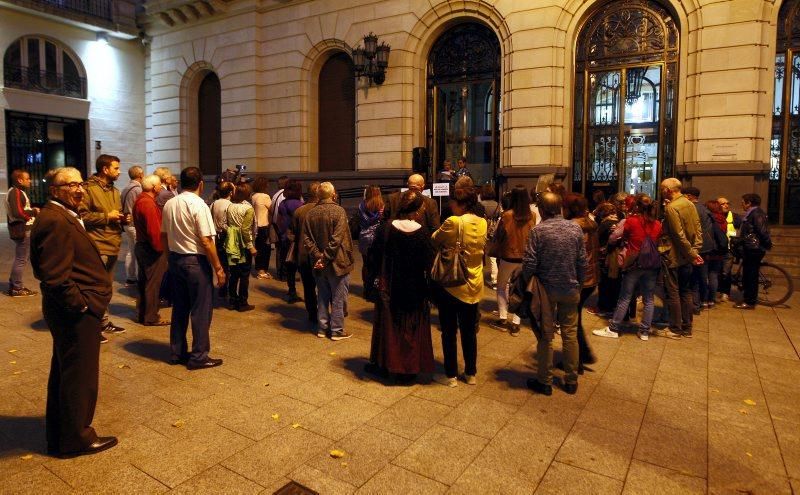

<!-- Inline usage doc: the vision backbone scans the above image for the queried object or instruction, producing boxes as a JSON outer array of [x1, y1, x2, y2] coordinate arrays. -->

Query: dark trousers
[[577, 286, 596, 364], [135, 243, 167, 324], [286, 260, 298, 295], [665, 264, 694, 333], [719, 253, 734, 295], [742, 251, 765, 305], [169, 253, 213, 363], [597, 270, 621, 313], [254, 226, 272, 272], [691, 260, 709, 310], [276, 237, 288, 279], [436, 286, 478, 378], [229, 253, 252, 304], [299, 263, 318, 322], [214, 235, 229, 295], [98, 255, 118, 325], [44, 304, 101, 453]]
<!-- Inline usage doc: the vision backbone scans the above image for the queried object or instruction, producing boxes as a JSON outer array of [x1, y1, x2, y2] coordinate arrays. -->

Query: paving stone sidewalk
[[1, 231, 799, 494]]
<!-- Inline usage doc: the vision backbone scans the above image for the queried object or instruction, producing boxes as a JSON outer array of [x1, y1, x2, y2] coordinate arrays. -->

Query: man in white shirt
[[161, 167, 226, 370]]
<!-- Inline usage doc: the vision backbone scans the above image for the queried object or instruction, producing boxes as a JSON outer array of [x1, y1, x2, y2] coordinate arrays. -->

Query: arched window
[[3, 36, 86, 98], [197, 72, 221, 176], [572, 0, 679, 200], [318, 52, 355, 171], [771, 0, 800, 225]]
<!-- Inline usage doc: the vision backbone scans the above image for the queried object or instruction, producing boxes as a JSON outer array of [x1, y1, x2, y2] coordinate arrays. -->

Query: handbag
[[430, 217, 468, 287], [485, 218, 504, 259], [8, 221, 26, 241]]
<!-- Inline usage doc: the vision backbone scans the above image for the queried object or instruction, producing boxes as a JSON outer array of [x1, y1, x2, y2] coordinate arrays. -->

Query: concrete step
[[765, 227, 800, 280]]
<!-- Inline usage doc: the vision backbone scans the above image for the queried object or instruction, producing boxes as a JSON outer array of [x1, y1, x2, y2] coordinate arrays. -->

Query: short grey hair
[[141, 174, 161, 192], [128, 165, 144, 180], [660, 177, 682, 192], [154, 166, 172, 181], [51, 167, 82, 186], [317, 181, 335, 200]]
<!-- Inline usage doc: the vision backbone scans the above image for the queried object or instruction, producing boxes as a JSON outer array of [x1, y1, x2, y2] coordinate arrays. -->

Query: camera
[[217, 164, 250, 184]]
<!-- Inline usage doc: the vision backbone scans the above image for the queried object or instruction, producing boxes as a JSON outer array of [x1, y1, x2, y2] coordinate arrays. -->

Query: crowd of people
[[4, 155, 774, 458]]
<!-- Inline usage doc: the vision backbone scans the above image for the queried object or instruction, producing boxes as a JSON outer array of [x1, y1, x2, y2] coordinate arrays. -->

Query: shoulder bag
[[430, 217, 468, 287]]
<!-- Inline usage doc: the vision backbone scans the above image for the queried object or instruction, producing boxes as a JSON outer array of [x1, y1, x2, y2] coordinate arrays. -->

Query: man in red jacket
[[5, 169, 39, 296], [132, 175, 169, 326]]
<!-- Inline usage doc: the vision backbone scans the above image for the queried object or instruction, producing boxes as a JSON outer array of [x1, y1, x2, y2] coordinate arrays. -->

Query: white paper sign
[[432, 183, 450, 197]]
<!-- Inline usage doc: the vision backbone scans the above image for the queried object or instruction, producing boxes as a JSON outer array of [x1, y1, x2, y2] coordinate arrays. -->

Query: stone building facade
[[2, 0, 799, 233]]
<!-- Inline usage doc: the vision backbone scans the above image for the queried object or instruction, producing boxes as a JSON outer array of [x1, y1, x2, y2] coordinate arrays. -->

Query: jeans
[[665, 264, 694, 334], [124, 225, 137, 281], [742, 251, 765, 305], [496, 259, 521, 324], [436, 285, 478, 378], [169, 253, 213, 363], [315, 271, 350, 335], [535, 290, 579, 386], [706, 259, 723, 303], [610, 268, 658, 334], [9, 233, 30, 290], [719, 253, 734, 295], [488, 256, 498, 286], [254, 226, 272, 272], [691, 261, 709, 310], [228, 253, 252, 304]]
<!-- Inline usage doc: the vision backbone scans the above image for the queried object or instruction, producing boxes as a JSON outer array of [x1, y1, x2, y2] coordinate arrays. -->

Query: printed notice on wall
[[432, 183, 450, 197]]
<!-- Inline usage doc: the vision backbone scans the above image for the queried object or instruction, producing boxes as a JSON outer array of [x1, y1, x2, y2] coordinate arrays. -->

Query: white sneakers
[[446, 377, 458, 388], [592, 327, 619, 339], [637, 330, 649, 341], [464, 374, 477, 385]]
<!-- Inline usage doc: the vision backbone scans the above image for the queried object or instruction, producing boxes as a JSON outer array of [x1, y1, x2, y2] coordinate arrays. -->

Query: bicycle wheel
[[757, 262, 794, 306]]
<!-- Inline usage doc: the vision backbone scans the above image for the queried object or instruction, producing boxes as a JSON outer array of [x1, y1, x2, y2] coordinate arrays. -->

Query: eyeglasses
[[55, 182, 86, 190]]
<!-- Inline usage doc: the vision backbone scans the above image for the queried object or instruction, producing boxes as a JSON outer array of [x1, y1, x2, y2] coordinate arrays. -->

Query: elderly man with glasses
[[31, 167, 117, 458]]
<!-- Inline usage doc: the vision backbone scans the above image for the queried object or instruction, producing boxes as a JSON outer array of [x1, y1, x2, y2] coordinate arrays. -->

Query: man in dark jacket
[[31, 167, 117, 458], [302, 182, 354, 340], [291, 182, 320, 326], [79, 154, 127, 337], [735, 193, 772, 309], [383, 174, 441, 234], [522, 192, 587, 396], [684, 186, 715, 313], [717, 196, 742, 300]]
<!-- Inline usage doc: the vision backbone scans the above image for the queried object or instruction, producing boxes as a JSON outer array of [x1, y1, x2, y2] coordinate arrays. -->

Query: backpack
[[637, 233, 661, 270]]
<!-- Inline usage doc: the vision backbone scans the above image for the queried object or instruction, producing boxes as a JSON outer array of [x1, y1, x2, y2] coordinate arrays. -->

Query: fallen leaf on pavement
[[738, 409, 748, 415], [20, 454, 32, 460], [271, 413, 280, 421], [172, 419, 185, 428], [330, 449, 346, 459], [10, 361, 16, 365], [743, 399, 756, 406], [291, 423, 302, 429], [117, 364, 130, 369], [746, 452, 753, 458], [8, 349, 17, 353], [329, 352, 337, 356], [341, 462, 348, 467], [12, 371, 21, 375]]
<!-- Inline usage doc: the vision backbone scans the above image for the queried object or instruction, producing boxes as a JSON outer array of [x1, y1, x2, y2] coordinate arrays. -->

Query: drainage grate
[[273, 480, 319, 495]]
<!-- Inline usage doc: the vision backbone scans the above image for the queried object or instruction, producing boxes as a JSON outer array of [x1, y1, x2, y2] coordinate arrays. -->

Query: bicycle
[[729, 257, 794, 306]]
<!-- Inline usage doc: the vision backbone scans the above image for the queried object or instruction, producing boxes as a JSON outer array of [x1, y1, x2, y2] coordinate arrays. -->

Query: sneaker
[[592, 327, 619, 339], [508, 323, 520, 337], [330, 332, 353, 341], [637, 330, 649, 341], [100, 333, 109, 344], [701, 302, 709, 309], [563, 382, 578, 395], [489, 318, 507, 331], [102, 322, 126, 334], [720, 293, 729, 302], [317, 329, 327, 339], [285, 294, 302, 304], [652, 328, 682, 340], [445, 377, 458, 388], [256, 271, 272, 280], [237, 304, 255, 312], [733, 302, 755, 310], [681, 331, 693, 339], [464, 374, 477, 385], [707, 301, 715, 309], [7, 287, 38, 297]]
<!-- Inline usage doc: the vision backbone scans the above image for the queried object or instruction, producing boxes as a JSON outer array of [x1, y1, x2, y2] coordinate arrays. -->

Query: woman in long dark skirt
[[365, 190, 435, 384]]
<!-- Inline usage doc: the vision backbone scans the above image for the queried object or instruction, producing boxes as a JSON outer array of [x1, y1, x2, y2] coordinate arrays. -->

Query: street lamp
[[352, 33, 390, 85]]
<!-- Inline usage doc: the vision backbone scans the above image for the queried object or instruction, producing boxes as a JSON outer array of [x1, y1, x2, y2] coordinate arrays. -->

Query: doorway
[[427, 23, 500, 186]]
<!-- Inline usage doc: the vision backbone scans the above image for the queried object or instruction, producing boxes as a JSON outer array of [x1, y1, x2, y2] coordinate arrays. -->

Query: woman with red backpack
[[593, 193, 662, 341]]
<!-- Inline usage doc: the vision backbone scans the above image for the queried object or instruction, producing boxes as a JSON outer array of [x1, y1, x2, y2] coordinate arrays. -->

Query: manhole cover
[[273, 480, 319, 495]]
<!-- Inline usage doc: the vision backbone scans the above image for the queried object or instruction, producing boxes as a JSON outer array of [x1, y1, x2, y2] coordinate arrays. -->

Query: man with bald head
[[384, 173, 440, 233], [133, 175, 169, 326], [523, 192, 587, 396], [659, 178, 703, 339]]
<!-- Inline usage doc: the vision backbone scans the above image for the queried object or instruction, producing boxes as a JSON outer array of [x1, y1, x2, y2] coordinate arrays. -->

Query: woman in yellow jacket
[[431, 187, 487, 387]]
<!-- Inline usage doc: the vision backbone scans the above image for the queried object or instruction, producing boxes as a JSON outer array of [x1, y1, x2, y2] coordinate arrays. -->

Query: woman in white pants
[[489, 185, 536, 335]]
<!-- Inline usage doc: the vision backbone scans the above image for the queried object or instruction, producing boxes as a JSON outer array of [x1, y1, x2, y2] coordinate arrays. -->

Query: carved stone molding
[[141, 0, 234, 27]]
